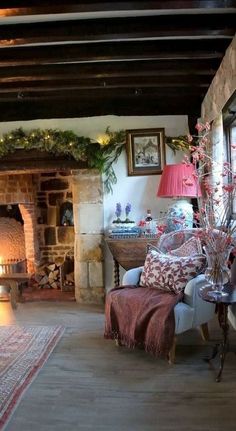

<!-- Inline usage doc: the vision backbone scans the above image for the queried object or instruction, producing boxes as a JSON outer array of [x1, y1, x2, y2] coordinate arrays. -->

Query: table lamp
[[157, 163, 201, 231]]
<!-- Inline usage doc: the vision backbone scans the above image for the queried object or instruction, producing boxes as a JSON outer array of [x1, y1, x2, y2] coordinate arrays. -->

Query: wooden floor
[[2, 300, 236, 431]]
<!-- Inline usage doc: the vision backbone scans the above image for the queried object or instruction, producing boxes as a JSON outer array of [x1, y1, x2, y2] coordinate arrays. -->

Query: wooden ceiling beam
[[0, 75, 211, 92], [0, 2, 233, 121], [0, 39, 229, 67], [0, 14, 235, 46], [0, 86, 206, 102], [0, 1, 235, 17], [0, 96, 202, 121], [0, 59, 220, 80]]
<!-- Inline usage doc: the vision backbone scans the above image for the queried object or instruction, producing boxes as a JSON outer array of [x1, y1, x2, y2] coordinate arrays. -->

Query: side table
[[199, 284, 236, 382], [105, 236, 158, 287]]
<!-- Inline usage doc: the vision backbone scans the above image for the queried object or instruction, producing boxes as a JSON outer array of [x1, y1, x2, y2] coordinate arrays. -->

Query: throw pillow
[[140, 249, 206, 294], [147, 236, 202, 257], [170, 236, 203, 257]]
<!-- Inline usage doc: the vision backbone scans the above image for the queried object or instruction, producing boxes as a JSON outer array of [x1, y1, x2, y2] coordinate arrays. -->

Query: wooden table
[[0, 273, 32, 309], [106, 236, 159, 286]]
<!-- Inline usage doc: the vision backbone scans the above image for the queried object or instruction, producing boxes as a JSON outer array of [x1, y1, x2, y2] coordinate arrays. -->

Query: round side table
[[199, 283, 236, 382]]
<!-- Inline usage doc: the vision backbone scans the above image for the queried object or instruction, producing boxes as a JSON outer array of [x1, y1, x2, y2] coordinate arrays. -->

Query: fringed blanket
[[104, 285, 183, 358]]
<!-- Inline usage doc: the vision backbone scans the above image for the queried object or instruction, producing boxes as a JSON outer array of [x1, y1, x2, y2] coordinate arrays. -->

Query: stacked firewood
[[32, 263, 61, 289], [31, 260, 74, 291]]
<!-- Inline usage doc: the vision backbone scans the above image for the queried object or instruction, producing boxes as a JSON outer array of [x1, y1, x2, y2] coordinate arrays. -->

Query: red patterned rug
[[0, 325, 64, 430]]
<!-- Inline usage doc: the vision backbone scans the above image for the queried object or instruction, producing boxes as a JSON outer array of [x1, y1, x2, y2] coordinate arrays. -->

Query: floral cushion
[[147, 236, 202, 257], [170, 237, 202, 256], [140, 249, 206, 294], [157, 229, 203, 254]]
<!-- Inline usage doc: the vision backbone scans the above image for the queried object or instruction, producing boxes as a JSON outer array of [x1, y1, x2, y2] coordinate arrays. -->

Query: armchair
[[123, 269, 215, 362], [121, 229, 216, 362]]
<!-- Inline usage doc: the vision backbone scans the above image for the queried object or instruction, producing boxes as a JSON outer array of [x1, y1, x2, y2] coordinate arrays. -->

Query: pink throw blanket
[[104, 285, 183, 358]]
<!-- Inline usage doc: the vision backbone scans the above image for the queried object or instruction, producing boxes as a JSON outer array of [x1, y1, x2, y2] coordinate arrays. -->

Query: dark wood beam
[[0, 86, 207, 102], [0, 75, 211, 93], [0, 149, 87, 174], [0, 39, 229, 67], [0, 59, 221, 80], [0, 1, 233, 122], [0, 14, 235, 46], [0, 96, 202, 121], [0, 1, 235, 16]]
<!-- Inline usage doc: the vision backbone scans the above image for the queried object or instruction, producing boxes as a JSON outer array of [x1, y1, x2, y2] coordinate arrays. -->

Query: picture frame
[[126, 128, 166, 176]]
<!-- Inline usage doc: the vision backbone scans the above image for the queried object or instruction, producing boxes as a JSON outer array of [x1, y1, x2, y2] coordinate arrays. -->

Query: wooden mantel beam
[[0, 149, 88, 174]]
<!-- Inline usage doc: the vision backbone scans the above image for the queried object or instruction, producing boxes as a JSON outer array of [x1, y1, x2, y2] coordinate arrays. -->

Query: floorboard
[[1, 301, 236, 431]]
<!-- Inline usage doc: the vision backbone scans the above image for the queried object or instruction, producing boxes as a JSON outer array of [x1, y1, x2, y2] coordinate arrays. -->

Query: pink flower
[[138, 220, 146, 227], [223, 184, 235, 192], [157, 224, 167, 233], [195, 122, 205, 132]]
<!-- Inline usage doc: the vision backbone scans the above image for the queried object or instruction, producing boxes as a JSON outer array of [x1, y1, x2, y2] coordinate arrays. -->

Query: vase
[[166, 199, 193, 232], [204, 245, 232, 298]]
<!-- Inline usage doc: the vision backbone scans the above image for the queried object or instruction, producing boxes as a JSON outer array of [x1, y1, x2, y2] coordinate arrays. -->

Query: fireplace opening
[[0, 207, 26, 275], [0, 166, 104, 304]]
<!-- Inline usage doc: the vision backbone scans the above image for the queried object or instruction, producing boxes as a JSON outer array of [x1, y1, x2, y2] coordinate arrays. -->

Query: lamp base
[[166, 199, 193, 232]]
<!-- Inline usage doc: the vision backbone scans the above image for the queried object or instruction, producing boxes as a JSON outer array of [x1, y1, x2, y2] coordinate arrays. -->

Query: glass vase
[[204, 245, 232, 299]]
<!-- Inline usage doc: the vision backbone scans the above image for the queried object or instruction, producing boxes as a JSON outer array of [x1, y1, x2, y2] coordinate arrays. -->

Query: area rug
[[0, 325, 64, 430]]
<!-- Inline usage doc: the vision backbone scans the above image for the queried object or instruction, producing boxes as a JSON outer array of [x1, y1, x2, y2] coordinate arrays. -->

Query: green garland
[[0, 127, 190, 193], [0, 127, 125, 194], [165, 136, 191, 153]]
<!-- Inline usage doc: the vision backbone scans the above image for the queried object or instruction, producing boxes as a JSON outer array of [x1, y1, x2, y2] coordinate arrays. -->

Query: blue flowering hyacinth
[[115, 202, 122, 220], [125, 203, 131, 218]]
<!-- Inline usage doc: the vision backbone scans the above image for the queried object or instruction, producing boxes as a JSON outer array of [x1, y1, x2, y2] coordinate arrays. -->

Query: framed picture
[[126, 128, 166, 176]]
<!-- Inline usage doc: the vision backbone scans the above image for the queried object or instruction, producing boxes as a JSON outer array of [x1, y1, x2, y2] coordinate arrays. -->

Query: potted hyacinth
[[123, 202, 135, 227], [112, 202, 122, 226], [112, 202, 135, 228]]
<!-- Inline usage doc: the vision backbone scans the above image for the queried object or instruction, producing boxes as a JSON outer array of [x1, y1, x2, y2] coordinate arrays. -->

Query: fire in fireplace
[[0, 215, 26, 274]]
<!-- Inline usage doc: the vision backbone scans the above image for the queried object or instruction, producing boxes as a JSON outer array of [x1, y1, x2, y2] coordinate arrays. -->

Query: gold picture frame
[[126, 128, 166, 176]]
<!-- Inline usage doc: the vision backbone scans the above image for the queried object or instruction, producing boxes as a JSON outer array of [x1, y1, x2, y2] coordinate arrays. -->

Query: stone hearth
[[0, 169, 104, 304]]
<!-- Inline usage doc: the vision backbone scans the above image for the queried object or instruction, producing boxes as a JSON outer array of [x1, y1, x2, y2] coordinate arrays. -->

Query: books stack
[[108, 226, 140, 238]]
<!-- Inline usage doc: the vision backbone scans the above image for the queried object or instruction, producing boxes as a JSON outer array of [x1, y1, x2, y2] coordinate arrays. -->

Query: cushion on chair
[[170, 237, 203, 256], [157, 229, 203, 254], [140, 248, 206, 294], [147, 236, 202, 257]]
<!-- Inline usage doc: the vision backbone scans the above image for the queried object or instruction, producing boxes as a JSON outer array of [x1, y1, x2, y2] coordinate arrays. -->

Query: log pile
[[31, 261, 74, 291], [31, 263, 61, 289]]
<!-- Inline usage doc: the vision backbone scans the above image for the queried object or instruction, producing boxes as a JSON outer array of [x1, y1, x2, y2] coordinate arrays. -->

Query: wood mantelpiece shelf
[[105, 236, 158, 287]]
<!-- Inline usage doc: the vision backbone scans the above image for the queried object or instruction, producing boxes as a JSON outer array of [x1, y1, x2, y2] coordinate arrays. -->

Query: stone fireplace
[[0, 164, 104, 304]]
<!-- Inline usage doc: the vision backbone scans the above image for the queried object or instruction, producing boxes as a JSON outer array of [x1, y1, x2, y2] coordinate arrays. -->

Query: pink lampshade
[[157, 163, 201, 198]]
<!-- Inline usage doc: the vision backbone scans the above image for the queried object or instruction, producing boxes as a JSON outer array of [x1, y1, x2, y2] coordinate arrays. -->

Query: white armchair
[[122, 229, 216, 362], [122, 268, 215, 362]]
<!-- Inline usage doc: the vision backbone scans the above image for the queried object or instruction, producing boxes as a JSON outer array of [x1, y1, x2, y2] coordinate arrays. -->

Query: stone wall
[[72, 170, 104, 304], [0, 169, 105, 304], [35, 172, 74, 264], [201, 35, 236, 122], [0, 173, 34, 204]]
